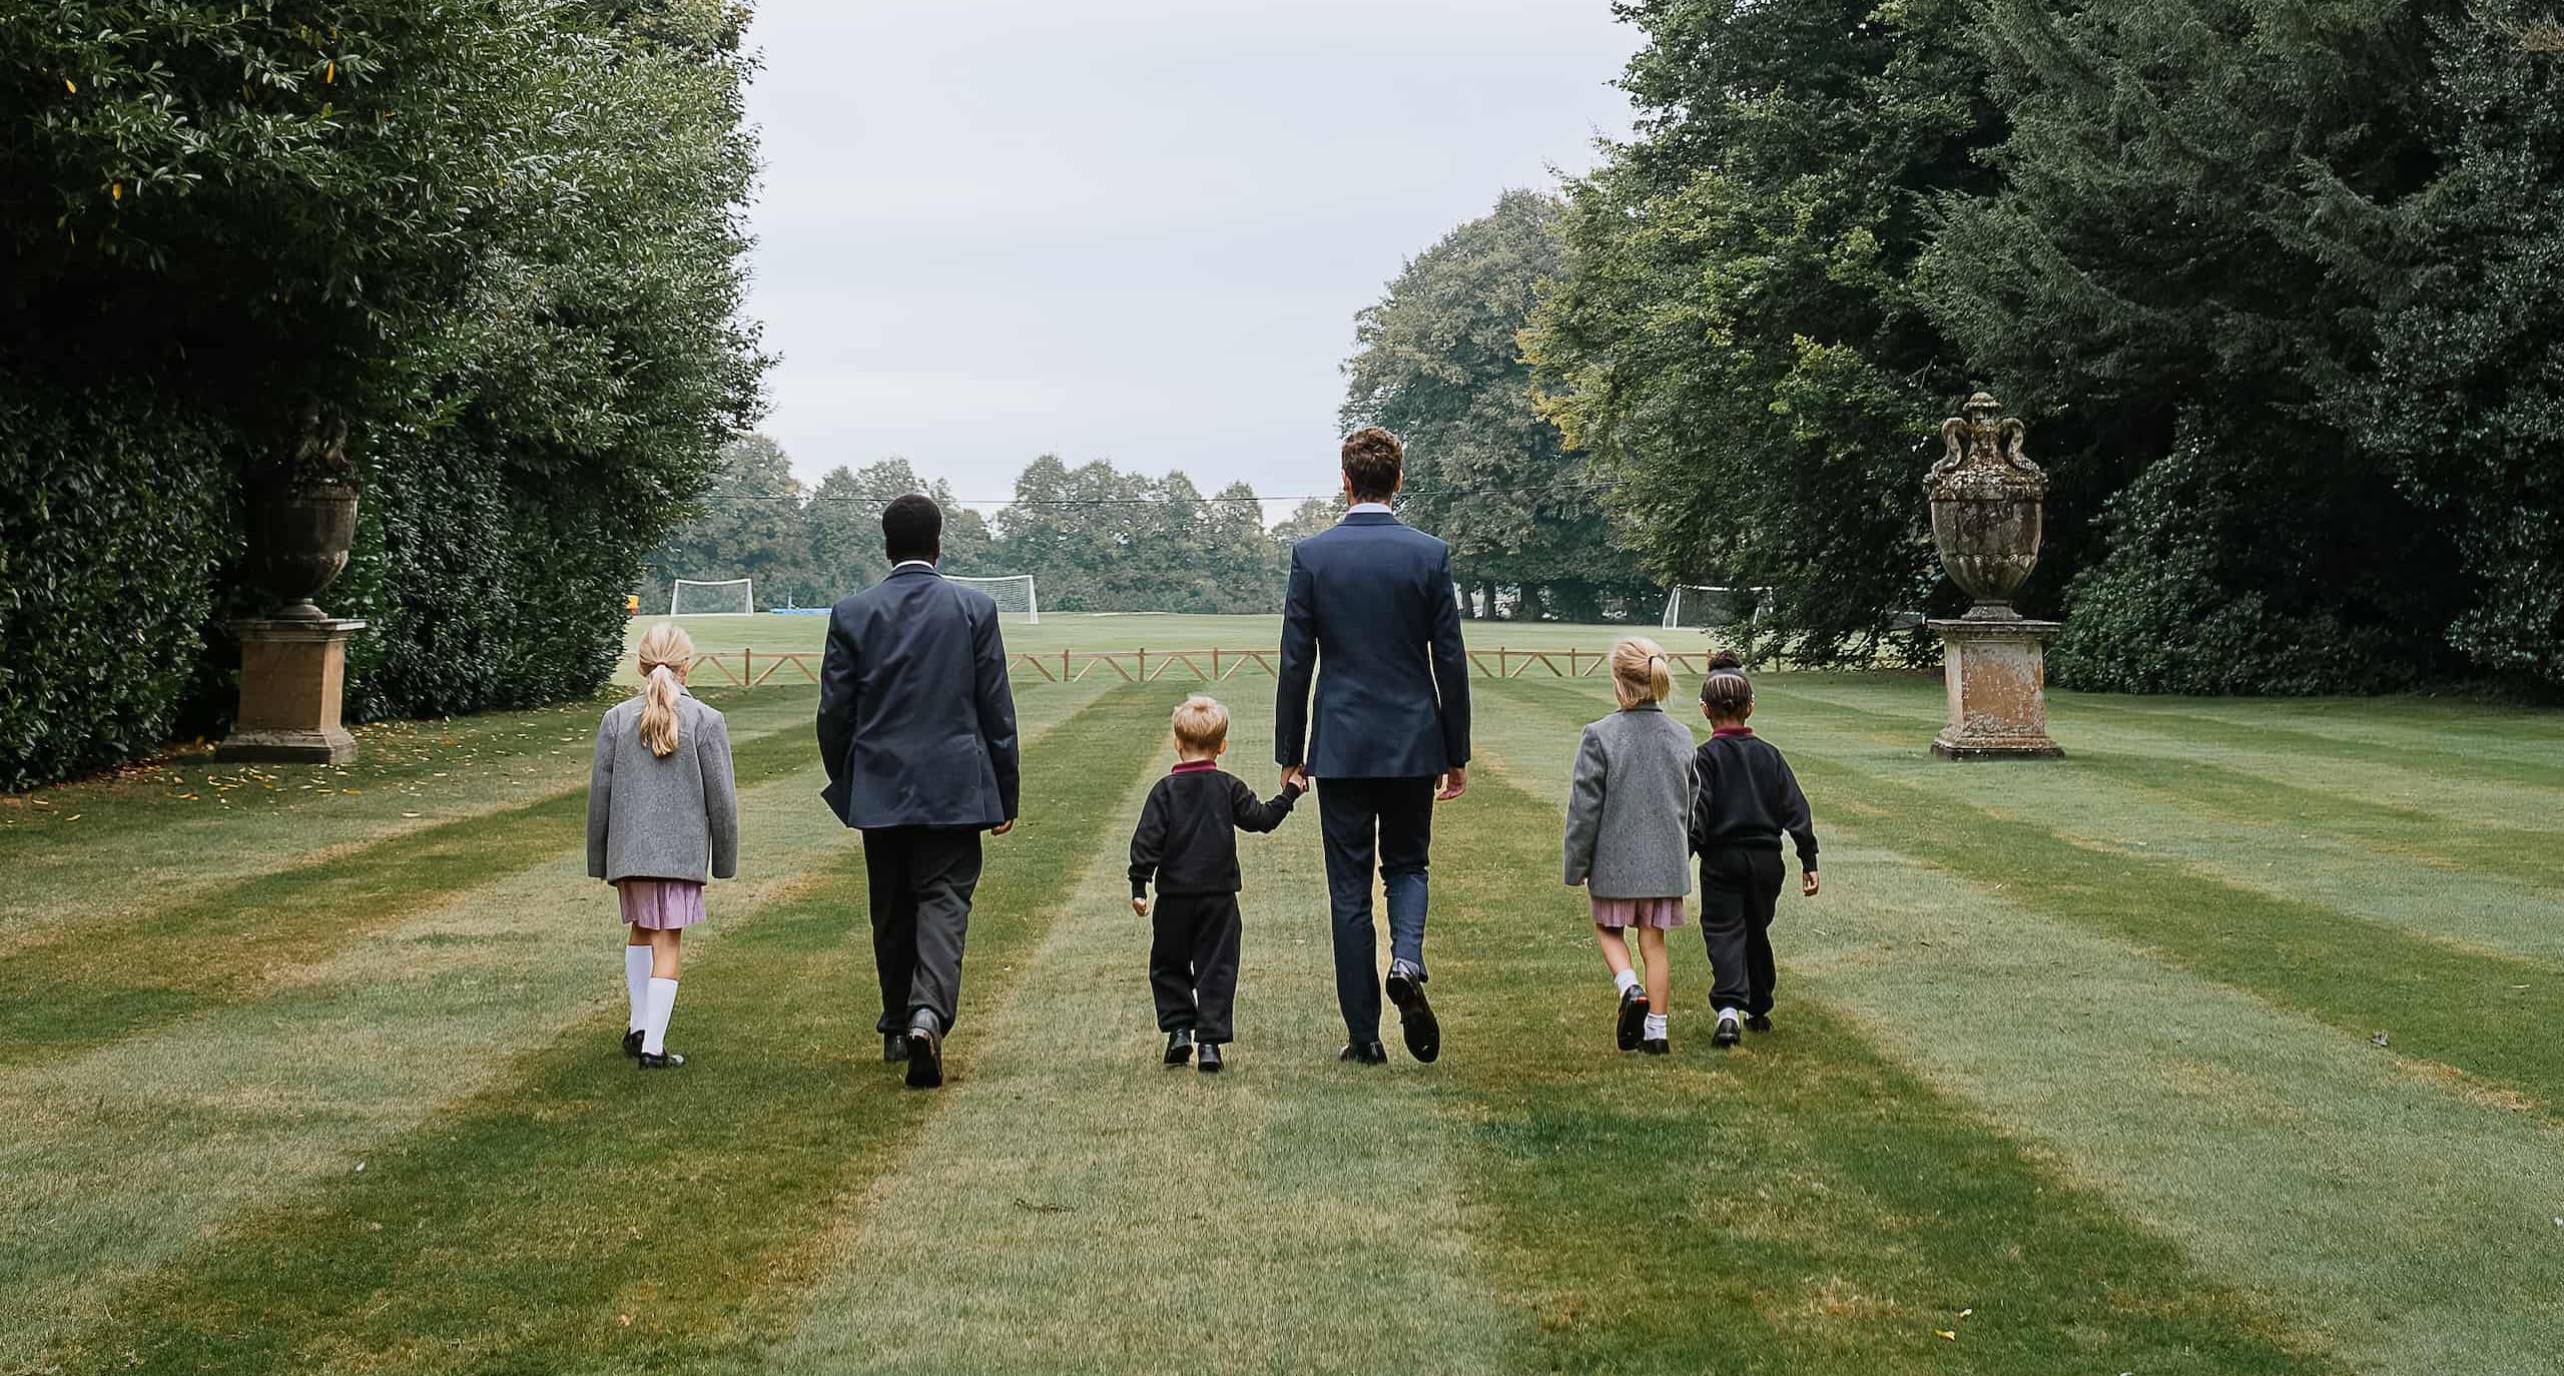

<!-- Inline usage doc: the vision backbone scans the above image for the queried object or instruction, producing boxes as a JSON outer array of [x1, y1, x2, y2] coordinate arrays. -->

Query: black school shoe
[[1385, 965, 1441, 1064], [1642, 1037, 1670, 1056], [638, 1049, 686, 1070], [1615, 987, 1648, 1052], [623, 1029, 645, 1059], [1164, 1029, 1196, 1066], [1712, 1014, 1742, 1049], [1339, 1041, 1388, 1065], [1197, 1041, 1224, 1074], [1745, 1014, 1774, 1034]]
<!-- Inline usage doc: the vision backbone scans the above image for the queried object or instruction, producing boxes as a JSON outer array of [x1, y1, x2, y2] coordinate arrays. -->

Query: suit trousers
[[861, 827, 983, 1033], [1699, 846, 1784, 1016], [1315, 776, 1434, 1042], [1148, 892, 1244, 1044]]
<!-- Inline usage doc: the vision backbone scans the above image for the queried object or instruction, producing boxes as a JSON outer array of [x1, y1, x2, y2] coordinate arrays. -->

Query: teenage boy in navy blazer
[[1274, 426, 1472, 1065], [818, 494, 1021, 1089]]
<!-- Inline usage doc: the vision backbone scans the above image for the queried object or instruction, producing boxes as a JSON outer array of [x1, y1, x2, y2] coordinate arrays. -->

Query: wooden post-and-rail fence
[[687, 647, 1718, 688]]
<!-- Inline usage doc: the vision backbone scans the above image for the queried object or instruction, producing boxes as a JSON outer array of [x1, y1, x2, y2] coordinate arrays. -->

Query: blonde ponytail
[[1610, 636, 1673, 710], [634, 622, 696, 758]]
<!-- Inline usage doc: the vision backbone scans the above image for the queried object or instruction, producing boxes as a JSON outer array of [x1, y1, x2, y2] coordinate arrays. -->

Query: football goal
[[944, 573, 1039, 623], [669, 578, 754, 617], [1661, 585, 1772, 631]]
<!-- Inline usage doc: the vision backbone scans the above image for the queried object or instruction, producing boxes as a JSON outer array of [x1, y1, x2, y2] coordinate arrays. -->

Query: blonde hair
[[1610, 636, 1673, 710], [1171, 695, 1230, 754], [635, 622, 695, 758]]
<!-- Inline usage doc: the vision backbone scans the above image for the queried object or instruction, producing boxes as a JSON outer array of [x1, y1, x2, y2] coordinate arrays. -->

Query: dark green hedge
[[0, 390, 236, 790]]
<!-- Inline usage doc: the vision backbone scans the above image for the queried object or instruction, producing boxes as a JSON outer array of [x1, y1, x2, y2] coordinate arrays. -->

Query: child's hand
[[1802, 870, 1821, 897], [1131, 896, 1150, 917]]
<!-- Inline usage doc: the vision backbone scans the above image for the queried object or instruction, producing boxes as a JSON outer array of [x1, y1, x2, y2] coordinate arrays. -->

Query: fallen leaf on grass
[[1934, 1329, 1957, 1341]]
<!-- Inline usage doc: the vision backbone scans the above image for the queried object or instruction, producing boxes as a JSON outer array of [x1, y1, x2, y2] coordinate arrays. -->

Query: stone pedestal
[[217, 618, 367, 765], [1931, 618, 2063, 759]]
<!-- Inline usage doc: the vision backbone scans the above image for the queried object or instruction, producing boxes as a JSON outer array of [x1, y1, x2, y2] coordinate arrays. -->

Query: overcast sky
[[738, 0, 1641, 515]]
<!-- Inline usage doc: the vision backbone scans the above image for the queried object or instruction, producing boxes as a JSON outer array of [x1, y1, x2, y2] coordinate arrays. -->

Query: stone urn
[[251, 481, 360, 620], [1928, 391, 2046, 619], [1924, 392, 2062, 760]]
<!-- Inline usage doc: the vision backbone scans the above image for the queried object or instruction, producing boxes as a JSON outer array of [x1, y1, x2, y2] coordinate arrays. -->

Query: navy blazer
[[817, 565, 1021, 830], [1274, 511, 1471, 779]]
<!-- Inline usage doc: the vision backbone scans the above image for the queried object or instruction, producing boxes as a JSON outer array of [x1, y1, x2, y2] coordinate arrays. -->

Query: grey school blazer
[[586, 689, 740, 884], [1562, 701, 1698, 900]]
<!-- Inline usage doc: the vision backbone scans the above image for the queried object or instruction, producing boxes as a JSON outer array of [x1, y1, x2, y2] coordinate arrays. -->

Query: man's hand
[[992, 818, 1015, 837], [1436, 765, 1468, 802], [1131, 896, 1149, 917], [1280, 764, 1309, 795], [1802, 870, 1821, 898]]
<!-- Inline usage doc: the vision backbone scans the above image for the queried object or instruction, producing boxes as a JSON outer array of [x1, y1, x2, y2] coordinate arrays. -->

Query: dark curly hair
[[1700, 648, 1754, 716], [1340, 426, 1405, 502]]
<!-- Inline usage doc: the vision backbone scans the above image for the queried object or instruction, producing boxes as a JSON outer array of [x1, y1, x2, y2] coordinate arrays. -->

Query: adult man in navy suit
[[818, 494, 1020, 1089], [1276, 427, 1471, 1064]]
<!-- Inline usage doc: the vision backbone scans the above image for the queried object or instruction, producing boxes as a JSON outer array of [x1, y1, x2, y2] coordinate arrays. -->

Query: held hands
[[1802, 870, 1821, 898], [1131, 896, 1150, 917], [1436, 765, 1468, 802], [1279, 764, 1310, 795]]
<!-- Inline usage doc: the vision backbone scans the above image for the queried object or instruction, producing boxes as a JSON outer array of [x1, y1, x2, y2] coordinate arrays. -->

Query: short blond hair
[[1610, 636, 1673, 710], [1171, 695, 1230, 752]]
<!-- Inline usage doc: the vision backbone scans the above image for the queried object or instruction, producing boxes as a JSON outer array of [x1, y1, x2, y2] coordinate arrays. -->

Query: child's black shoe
[[638, 1049, 686, 1070], [1197, 1041, 1224, 1074], [1745, 1014, 1774, 1034], [1712, 1013, 1742, 1049], [1615, 986, 1648, 1052], [623, 1029, 645, 1058], [1164, 1029, 1195, 1066], [1642, 1037, 1670, 1056]]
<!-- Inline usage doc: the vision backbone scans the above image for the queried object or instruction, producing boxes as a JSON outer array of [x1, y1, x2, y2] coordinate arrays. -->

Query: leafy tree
[[1526, 0, 1999, 659], [1921, 0, 2467, 692], [1344, 190, 1650, 620]]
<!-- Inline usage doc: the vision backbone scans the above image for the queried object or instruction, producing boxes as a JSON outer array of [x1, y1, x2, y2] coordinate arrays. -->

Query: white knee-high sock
[[625, 945, 654, 1032], [643, 977, 679, 1056]]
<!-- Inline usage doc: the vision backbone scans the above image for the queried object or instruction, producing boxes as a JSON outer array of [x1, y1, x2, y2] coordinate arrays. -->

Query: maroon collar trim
[[1171, 759, 1219, 774], [1711, 726, 1756, 738]]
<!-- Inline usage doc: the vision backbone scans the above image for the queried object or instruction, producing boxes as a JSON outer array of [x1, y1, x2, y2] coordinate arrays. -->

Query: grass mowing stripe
[[2060, 695, 2564, 792], [1473, 681, 2564, 1373], [1498, 679, 2564, 1123], [754, 690, 1519, 1376], [41, 684, 1168, 1376], [1427, 749, 2336, 1374], [0, 713, 820, 1069]]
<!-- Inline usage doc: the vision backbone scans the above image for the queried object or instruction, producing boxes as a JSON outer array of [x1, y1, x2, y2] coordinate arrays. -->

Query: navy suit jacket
[[1274, 512, 1471, 779], [817, 565, 1021, 830]]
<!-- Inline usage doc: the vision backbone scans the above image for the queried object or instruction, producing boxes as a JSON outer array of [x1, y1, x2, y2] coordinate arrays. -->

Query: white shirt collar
[[891, 559, 937, 572], [1346, 502, 1393, 516]]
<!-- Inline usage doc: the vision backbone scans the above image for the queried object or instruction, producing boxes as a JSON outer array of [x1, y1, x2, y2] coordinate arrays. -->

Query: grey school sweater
[[586, 689, 740, 885], [1561, 701, 1699, 900]]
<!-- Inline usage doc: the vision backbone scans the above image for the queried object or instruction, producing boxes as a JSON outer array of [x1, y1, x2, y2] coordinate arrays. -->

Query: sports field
[[7, 646, 2564, 1373]]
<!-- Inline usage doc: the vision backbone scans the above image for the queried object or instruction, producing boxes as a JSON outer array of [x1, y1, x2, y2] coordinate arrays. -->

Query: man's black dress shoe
[[1196, 1041, 1224, 1074], [1164, 1029, 1196, 1066], [884, 1032, 908, 1063], [1615, 986, 1648, 1052], [1385, 965, 1441, 1064], [1745, 1014, 1774, 1034], [1339, 1041, 1388, 1064], [624, 1029, 645, 1059], [637, 1049, 686, 1070], [1642, 1037, 1670, 1056], [905, 1014, 944, 1089]]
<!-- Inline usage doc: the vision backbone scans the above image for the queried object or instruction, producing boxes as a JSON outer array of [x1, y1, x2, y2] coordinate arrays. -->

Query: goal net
[[1661, 585, 1770, 631], [944, 573, 1039, 623], [670, 578, 754, 617]]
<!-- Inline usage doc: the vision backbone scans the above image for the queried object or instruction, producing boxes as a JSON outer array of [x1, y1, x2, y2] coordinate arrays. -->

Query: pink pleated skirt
[[618, 878, 706, 930], [1591, 895, 1687, 930]]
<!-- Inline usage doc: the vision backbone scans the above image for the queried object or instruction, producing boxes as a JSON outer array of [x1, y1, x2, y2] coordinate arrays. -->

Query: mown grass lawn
[[6, 670, 2560, 1374]]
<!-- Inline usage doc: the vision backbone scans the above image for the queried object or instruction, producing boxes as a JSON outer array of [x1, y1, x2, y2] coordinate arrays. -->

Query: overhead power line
[[685, 478, 1619, 508]]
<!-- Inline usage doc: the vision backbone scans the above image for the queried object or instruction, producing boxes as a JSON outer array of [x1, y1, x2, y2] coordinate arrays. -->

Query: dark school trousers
[[861, 827, 984, 1034], [1149, 892, 1244, 1044], [1699, 846, 1785, 1016], [1315, 775, 1434, 1043]]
